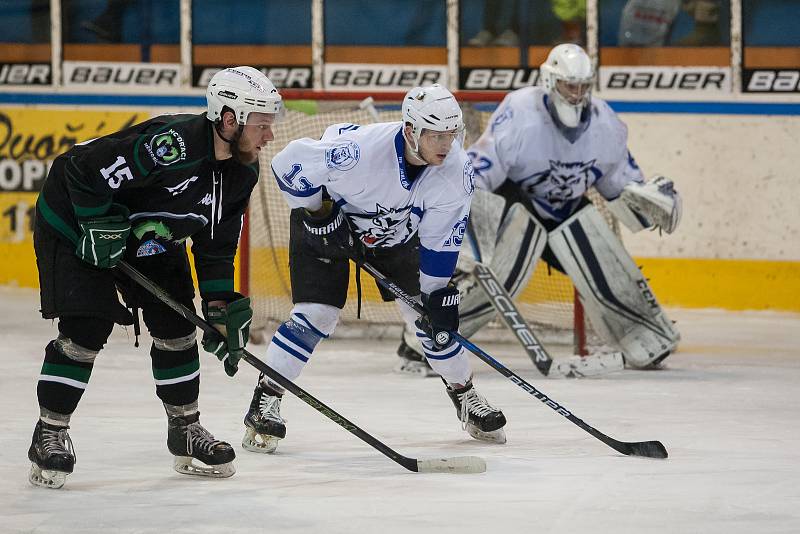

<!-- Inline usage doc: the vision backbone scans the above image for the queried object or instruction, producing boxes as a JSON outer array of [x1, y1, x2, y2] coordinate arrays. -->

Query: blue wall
[[0, 0, 797, 47]]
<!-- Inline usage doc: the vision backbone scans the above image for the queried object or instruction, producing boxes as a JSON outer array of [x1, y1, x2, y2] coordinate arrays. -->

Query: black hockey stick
[[361, 261, 668, 459], [116, 260, 485, 474]]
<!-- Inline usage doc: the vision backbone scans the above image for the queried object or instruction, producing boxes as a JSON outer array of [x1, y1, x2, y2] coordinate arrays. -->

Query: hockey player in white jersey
[[397, 44, 682, 374], [241, 84, 507, 453]]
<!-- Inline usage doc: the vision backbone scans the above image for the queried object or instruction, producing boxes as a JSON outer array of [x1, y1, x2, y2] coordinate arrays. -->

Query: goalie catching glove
[[201, 294, 253, 377], [608, 176, 682, 234], [302, 199, 363, 261], [416, 286, 461, 349], [75, 203, 131, 268]]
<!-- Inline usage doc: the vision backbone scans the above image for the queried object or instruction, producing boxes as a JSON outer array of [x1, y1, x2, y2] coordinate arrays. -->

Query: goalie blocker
[[548, 203, 680, 368]]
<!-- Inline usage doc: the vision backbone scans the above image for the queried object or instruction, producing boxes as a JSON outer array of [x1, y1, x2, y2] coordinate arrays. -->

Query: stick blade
[[550, 352, 625, 378], [626, 440, 668, 459], [416, 456, 486, 474]]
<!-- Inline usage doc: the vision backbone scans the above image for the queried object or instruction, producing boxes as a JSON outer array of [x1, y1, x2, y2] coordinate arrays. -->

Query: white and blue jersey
[[468, 86, 644, 223], [272, 121, 475, 294]]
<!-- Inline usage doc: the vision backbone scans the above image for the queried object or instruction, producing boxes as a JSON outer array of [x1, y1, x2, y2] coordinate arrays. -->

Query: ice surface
[[1, 287, 799, 533]]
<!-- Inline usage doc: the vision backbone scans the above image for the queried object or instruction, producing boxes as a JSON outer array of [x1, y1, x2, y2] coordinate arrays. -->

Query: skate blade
[[172, 456, 235, 478], [393, 360, 439, 378], [28, 463, 68, 489], [242, 427, 281, 454], [467, 425, 507, 444]]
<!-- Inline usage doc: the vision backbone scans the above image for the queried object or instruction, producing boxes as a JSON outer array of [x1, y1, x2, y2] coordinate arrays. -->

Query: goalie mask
[[540, 44, 594, 128], [402, 84, 465, 162], [206, 66, 283, 125]]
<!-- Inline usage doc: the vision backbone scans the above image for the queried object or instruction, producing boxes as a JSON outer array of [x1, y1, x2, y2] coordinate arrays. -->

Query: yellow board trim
[[635, 257, 800, 312], [3, 233, 799, 312]]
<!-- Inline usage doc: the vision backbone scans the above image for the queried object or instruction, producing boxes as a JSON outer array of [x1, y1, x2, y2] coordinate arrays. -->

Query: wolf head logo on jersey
[[325, 141, 361, 171], [348, 203, 413, 247], [524, 159, 600, 209]]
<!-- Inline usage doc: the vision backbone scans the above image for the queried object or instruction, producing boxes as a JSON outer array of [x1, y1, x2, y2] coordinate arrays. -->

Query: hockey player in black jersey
[[27, 67, 282, 488]]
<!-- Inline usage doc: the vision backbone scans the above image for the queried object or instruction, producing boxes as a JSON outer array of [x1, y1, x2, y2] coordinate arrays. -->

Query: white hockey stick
[[471, 262, 624, 378]]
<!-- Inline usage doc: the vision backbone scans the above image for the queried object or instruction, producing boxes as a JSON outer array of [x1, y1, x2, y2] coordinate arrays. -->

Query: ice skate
[[395, 339, 438, 378], [445, 381, 507, 444], [242, 383, 286, 454], [167, 412, 235, 478], [28, 420, 75, 489]]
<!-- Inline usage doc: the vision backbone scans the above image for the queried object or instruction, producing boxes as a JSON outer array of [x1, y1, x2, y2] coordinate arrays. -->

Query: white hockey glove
[[608, 176, 682, 234]]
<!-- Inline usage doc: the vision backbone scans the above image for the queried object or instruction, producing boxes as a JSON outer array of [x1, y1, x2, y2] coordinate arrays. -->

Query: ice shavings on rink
[[0, 287, 798, 533]]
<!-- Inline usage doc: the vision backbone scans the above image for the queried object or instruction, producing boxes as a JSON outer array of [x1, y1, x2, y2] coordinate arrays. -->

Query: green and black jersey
[[36, 112, 258, 301]]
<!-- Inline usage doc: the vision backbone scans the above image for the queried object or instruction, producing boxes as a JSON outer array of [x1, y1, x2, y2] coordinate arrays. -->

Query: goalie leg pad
[[459, 203, 546, 338], [548, 204, 680, 368], [457, 189, 507, 270]]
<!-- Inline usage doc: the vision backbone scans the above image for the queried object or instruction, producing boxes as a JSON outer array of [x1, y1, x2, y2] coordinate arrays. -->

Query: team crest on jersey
[[146, 129, 187, 166], [444, 215, 468, 247], [136, 239, 167, 257], [524, 159, 601, 209], [463, 160, 475, 195], [348, 203, 413, 247], [325, 141, 361, 171]]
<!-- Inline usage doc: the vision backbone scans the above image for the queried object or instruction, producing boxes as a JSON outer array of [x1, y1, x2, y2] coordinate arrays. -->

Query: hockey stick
[[470, 262, 624, 378], [361, 261, 668, 459], [463, 217, 622, 378], [116, 260, 485, 474]]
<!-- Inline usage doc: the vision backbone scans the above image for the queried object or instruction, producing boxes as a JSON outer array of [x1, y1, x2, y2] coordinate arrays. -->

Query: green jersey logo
[[147, 129, 187, 166]]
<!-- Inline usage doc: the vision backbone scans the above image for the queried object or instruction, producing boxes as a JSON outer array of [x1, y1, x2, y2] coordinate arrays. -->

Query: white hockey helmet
[[402, 84, 464, 153], [206, 66, 282, 125], [540, 44, 594, 128]]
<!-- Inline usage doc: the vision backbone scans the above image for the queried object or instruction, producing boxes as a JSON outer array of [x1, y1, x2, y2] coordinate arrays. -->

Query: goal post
[[241, 90, 615, 353]]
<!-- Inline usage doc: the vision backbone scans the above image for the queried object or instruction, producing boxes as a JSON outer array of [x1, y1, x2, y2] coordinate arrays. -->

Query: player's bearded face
[[418, 129, 459, 166], [232, 113, 276, 164]]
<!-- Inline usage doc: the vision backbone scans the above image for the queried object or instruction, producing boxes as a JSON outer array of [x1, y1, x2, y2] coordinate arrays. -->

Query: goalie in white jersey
[[398, 44, 682, 374], [241, 84, 508, 453]]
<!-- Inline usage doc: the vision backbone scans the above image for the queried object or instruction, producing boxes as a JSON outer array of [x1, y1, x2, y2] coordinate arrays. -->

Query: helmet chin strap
[[214, 121, 243, 145], [403, 129, 428, 166], [215, 121, 248, 162]]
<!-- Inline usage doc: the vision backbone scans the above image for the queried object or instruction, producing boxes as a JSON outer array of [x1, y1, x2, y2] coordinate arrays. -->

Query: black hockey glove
[[75, 203, 131, 268], [201, 294, 253, 377], [302, 200, 363, 262], [416, 286, 461, 349]]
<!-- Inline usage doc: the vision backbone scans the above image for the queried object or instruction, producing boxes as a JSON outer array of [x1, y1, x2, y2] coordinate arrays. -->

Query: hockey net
[[243, 91, 618, 353]]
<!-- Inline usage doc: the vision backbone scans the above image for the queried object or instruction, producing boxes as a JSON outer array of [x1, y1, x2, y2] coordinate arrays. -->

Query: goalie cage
[[240, 90, 621, 357]]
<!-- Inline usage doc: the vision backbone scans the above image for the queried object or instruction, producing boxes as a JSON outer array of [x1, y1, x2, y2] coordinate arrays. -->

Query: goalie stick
[[361, 261, 668, 459], [471, 262, 624, 378], [462, 217, 622, 378], [116, 260, 485, 475]]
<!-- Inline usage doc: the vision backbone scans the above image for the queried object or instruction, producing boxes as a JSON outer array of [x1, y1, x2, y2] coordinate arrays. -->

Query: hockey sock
[[37, 340, 94, 416], [150, 333, 200, 407], [37, 317, 113, 416], [417, 331, 472, 386], [397, 301, 471, 385], [265, 313, 329, 389]]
